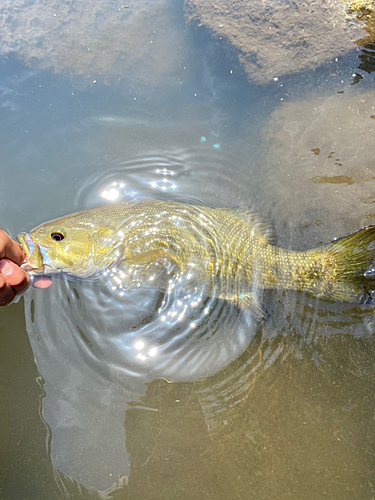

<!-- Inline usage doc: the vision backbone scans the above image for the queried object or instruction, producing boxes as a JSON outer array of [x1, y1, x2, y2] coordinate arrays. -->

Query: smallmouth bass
[[17, 200, 375, 318]]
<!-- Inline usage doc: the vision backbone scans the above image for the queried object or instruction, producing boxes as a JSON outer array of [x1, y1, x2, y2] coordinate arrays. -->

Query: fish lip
[[21, 262, 51, 274], [17, 232, 32, 261], [18, 232, 49, 274]]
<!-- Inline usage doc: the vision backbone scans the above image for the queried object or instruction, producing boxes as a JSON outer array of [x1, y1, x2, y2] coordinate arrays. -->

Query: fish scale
[[17, 200, 375, 319]]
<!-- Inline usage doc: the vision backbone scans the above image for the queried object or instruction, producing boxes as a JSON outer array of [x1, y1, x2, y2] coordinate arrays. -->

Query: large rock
[[184, 0, 365, 84], [0, 0, 188, 87], [348, 1, 375, 76], [261, 89, 375, 239]]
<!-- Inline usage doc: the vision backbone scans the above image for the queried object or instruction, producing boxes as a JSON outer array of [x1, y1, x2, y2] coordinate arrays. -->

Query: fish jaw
[[17, 232, 46, 274]]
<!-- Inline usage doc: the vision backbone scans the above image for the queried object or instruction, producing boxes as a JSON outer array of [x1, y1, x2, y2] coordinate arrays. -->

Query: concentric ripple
[[22, 118, 262, 488]]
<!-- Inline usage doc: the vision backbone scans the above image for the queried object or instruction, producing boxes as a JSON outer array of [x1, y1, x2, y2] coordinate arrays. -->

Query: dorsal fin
[[220, 207, 276, 245]]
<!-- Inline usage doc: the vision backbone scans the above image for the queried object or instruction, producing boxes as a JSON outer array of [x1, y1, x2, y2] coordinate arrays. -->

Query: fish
[[17, 200, 375, 319]]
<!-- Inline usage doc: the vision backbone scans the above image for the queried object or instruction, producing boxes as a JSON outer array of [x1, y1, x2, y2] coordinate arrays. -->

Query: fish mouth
[[17, 232, 50, 274]]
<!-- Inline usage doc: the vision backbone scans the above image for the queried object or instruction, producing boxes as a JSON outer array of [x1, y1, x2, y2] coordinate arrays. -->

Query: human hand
[[0, 229, 52, 306], [0, 228, 30, 305]]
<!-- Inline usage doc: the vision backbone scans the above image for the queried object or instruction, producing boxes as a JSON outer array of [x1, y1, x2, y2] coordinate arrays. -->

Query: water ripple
[[22, 132, 260, 487]]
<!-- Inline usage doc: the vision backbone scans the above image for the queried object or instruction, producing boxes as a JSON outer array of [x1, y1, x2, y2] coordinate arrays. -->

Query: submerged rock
[[184, 0, 364, 84], [349, 0, 375, 45], [348, 1, 375, 75], [261, 89, 375, 238], [0, 0, 188, 87]]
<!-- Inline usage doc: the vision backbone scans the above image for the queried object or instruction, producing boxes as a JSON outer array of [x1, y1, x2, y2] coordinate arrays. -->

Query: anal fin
[[237, 292, 268, 320], [218, 291, 268, 320]]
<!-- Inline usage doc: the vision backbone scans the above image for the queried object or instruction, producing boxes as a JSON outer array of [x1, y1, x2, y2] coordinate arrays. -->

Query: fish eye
[[51, 231, 65, 242]]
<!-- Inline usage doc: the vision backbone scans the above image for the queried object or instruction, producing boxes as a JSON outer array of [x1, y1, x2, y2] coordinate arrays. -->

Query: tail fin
[[325, 225, 375, 302]]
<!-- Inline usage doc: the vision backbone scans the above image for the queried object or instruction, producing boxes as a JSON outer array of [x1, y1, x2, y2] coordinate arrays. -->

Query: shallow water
[[1, 2, 375, 499]]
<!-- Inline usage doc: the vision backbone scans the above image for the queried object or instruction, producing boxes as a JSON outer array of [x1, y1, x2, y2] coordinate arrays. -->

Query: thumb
[[0, 229, 26, 265], [0, 259, 30, 293]]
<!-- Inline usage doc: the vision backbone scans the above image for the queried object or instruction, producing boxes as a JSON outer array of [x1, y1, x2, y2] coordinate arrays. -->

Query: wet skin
[[0, 229, 51, 306]]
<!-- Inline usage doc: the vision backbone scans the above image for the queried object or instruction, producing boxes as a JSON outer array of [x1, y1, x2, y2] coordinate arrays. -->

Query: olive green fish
[[17, 200, 375, 318]]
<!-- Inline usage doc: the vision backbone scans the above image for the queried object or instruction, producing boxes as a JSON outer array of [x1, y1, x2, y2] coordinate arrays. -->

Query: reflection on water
[[117, 332, 375, 500], [1, 1, 375, 499], [23, 196, 262, 486], [21, 210, 375, 493]]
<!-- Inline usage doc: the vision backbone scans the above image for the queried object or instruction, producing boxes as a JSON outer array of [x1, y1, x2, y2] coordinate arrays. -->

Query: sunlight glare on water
[[22, 124, 261, 488]]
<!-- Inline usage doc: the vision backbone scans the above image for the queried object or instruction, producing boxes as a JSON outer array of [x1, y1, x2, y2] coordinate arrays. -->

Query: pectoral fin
[[112, 249, 179, 291], [123, 249, 176, 266]]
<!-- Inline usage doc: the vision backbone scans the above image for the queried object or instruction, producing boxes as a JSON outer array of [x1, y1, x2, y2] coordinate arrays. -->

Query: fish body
[[17, 200, 375, 316]]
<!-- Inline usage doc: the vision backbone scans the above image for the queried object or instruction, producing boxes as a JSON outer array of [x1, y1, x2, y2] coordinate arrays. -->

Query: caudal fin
[[325, 225, 375, 302]]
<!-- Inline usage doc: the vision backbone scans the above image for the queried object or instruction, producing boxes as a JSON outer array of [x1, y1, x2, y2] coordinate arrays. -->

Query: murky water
[[1, 1, 375, 499]]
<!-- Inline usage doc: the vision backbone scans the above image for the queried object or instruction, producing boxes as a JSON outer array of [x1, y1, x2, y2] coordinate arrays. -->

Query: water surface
[[1, 2, 375, 499]]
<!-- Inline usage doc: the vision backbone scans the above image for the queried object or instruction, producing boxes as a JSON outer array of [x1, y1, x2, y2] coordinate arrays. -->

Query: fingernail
[[0, 260, 14, 277]]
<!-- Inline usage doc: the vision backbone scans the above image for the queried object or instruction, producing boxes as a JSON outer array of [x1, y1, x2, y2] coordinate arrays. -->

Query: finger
[[0, 229, 26, 264], [0, 274, 16, 306], [0, 259, 30, 293]]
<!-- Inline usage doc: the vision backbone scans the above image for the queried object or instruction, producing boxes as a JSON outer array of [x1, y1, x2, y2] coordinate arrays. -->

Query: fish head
[[18, 214, 121, 279]]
